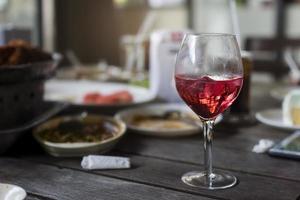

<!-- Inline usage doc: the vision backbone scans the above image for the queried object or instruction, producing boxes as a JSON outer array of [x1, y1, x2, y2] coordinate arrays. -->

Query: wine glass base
[[181, 171, 237, 190]]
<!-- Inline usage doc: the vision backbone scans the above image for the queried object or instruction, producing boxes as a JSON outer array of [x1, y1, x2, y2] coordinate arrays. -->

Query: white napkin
[[81, 155, 130, 170], [252, 139, 274, 153]]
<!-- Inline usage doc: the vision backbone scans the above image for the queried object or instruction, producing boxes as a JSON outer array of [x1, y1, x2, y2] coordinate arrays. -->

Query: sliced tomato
[[104, 90, 133, 103], [83, 92, 102, 103], [83, 90, 133, 104]]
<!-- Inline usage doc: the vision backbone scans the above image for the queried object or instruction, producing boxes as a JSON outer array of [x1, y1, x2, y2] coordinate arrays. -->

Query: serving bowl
[[33, 114, 126, 157]]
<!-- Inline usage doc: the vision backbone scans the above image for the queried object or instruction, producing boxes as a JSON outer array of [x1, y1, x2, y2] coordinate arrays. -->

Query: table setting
[[0, 4, 300, 197], [0, 31, 299, 200]]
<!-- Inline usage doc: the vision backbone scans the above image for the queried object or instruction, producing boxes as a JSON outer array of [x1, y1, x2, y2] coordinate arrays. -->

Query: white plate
[[270, 86, 300, 101], [256, 108, 300, 131], [0, 183, 26, 200], [115, 103, 222, 137], [44, 79, 155, 106]]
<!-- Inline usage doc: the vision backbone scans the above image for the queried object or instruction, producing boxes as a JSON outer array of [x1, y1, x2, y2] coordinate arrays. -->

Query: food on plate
[[283, 90, 300, 125], [83, 90, 133, 104], [36, 117, 119, 143], [0, 39, 52, 66], [291, 108, 300, 125], [130, 111, 198, 131]]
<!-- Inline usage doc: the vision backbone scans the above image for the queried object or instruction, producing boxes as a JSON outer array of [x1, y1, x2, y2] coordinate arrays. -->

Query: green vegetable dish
[[37, 117, 119, 143]]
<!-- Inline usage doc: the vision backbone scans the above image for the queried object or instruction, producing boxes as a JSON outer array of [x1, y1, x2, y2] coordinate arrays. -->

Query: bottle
[[230, 50, 252, 114]]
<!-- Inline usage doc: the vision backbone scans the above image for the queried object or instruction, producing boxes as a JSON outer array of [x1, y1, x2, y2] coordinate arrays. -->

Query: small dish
[[33, 114, 126, 157], [115, 103, 222, 137], [256, 108, 300, 131], [0, 183, 26, 200]]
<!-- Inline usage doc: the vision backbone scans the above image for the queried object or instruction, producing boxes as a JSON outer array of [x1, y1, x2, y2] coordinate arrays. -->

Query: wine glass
[[175, 33, 243, 190]]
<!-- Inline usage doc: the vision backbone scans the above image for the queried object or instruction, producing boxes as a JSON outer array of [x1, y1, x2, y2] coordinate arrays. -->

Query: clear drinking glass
[[175, 33, 243, 190]]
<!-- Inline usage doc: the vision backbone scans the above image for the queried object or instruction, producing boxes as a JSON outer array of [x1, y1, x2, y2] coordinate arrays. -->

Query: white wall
[[152, 6, 188, 31], [0, 0, 35, 28], [192, 0, 277, 49], [287, 4, 300, 38]]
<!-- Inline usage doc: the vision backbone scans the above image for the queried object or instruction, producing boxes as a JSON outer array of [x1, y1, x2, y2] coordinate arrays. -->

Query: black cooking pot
[[0, 53, 62, 129], [0, 53, 64, 153]]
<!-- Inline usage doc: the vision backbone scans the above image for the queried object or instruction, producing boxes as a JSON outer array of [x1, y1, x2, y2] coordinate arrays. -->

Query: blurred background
[[1, 0, 300, 79]]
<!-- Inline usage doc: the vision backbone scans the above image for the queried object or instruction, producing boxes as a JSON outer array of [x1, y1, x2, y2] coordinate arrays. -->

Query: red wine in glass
[[175, 33, 243, 190], [175, 74, 243, 120]]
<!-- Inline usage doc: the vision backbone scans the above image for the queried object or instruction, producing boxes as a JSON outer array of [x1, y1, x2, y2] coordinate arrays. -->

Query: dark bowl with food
[[0, 40, 62, 153], [33, 114, 126, 157], [0, 40, 62, 130], [0, 53, 61, 83]]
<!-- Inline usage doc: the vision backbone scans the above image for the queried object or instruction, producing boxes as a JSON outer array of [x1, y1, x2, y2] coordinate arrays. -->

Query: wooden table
[[1, 81, 300, 200]]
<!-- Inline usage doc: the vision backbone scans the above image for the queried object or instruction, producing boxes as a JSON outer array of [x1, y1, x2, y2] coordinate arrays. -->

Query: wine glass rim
[[185, 33, 236, 38]]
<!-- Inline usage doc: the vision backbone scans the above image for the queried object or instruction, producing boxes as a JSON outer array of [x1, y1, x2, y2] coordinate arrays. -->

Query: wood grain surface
[[0, 82, 298, 200]]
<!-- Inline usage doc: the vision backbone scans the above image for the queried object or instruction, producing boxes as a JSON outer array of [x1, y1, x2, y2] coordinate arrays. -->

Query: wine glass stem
[[202, 120, 214, 182]]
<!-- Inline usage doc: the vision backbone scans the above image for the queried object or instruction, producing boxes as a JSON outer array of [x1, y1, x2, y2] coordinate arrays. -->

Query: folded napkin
[[81, 155, 130, 170], [252, 139, 274, 154]]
